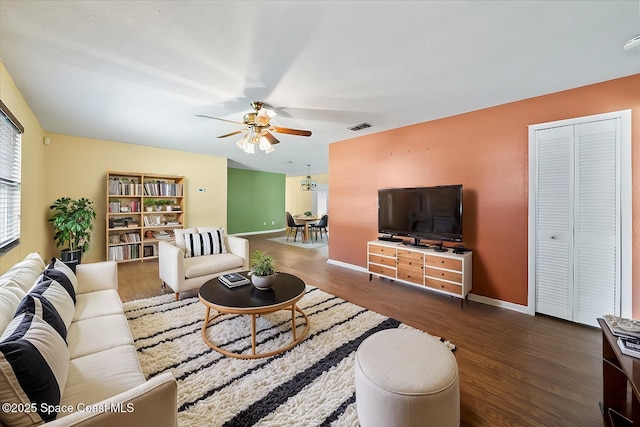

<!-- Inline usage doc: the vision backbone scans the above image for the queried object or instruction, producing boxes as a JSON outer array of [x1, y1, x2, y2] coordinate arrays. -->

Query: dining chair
[[286, 211, 305, 242], [310, 214, 328, 241]]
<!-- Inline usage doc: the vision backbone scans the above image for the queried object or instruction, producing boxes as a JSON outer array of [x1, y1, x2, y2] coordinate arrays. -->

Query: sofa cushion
[[73, 289, 123, 322], [0, 312, 69, 426], [40, 258, 78, 302], [15, 294, 67, 341], [61, 345, 145, 410], [67, 314, 133, 359], [0, 252, 46, 293], [29, 277, 75, 330], [183, 230, 227, 258], [173, 227, 197, 251], [184, 253, 244, 279], [0, 283, 26, 335]]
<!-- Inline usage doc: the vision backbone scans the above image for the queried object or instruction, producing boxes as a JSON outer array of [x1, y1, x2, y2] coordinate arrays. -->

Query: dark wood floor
[[117, 232, 604, 427]]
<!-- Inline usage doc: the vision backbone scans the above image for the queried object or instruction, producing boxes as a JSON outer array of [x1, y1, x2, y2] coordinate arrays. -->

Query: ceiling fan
[[196, 101, 312, 154]]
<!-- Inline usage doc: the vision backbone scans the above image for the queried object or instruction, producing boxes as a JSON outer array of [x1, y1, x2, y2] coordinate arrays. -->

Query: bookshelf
[[106, 172, 185, 262]]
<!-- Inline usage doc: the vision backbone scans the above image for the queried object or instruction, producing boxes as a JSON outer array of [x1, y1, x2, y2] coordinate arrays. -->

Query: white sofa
[[0, 253, 177, 427], [158, 227, 249, 300]]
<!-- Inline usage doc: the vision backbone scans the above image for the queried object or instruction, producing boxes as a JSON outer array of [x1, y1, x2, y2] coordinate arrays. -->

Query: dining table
[[294, 215, 319, 243]]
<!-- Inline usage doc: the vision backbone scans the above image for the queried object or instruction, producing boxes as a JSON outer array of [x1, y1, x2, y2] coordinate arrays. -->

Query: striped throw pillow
[[184, 230, 227, 258], [0, 313, 69, 425], [15, 294, 67, 341]]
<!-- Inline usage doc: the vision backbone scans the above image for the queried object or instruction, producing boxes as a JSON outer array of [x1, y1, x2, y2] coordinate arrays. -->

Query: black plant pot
[[60, 249, 82, 273]]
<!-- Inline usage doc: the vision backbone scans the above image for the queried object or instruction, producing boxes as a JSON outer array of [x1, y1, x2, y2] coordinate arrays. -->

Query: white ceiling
[[1, 1, 638, 176]]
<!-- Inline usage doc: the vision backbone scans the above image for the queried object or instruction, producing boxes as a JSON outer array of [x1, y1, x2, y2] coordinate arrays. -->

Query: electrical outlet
[[272, 220, 275, 225], [263, 221, 266, 225]]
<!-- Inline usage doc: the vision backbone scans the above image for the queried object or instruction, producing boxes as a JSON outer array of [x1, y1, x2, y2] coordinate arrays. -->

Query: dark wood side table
[[598, 317, 640, 426], [198, 272, 310, 359]]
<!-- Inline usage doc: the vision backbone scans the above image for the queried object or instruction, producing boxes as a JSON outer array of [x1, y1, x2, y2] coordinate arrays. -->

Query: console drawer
[[398, 270, 423, 285], [425, 277, 462, 295], [397, 249, 424, 262], [369, 254, 396, 267], [424, 267, 462, 284], [369, 245, 396, 257], [424, 256, 462, 271], [369, 264, 396, 278]]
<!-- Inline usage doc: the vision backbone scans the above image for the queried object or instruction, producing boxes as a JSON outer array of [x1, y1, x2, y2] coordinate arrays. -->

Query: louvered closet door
[[573, 119, 619, 325], [534, 118, 620, 327], [535, 126, 574, 321]]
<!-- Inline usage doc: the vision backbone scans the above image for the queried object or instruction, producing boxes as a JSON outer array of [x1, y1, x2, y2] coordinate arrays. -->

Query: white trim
[[231, 228, 286, 237], [620, 111, 632, 318], [327, 259, 368, 273], [467, 293, 529, 314], [527, 109, 632, 319], [334, 259, 530, 313]]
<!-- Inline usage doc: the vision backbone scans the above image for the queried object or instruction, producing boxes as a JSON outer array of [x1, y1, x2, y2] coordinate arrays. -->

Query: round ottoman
[[355, 328, 459, 427]]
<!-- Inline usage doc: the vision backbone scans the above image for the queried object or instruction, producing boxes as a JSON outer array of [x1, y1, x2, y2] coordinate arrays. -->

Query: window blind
[[0, 101, 23, 252]]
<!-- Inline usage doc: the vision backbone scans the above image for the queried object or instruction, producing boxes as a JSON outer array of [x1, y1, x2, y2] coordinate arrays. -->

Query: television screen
[[378, 185, 462, 243]]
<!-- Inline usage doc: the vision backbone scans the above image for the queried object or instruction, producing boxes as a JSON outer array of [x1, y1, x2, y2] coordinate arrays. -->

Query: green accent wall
[[227, 168, 286, 234]]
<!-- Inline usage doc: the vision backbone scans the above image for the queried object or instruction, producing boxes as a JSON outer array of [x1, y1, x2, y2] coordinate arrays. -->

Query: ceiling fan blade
[[196, 114, 245, 126], [263, 131, 280, 145], [217, 130, 244, 139], [272, 126, 312, 137]]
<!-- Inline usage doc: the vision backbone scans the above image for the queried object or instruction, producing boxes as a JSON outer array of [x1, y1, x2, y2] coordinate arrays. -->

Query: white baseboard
[[327, 259, 368, 273], [231, 228, 286, 236], [328, 259, 529, 314], [467, 293, 529, 314]]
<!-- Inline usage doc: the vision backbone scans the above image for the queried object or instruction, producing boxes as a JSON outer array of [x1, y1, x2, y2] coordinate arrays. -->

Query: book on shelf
[[603, 314, 640, 340], [219, 273, 250, 288], [152, 231, 172, 239]]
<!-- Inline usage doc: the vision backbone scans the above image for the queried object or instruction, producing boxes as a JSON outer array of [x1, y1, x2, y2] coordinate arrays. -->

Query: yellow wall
[[0, 59, 229, 270], [43, 134, 228, 263], [285, 173, 328, 216], [0, 62, 48, 273]]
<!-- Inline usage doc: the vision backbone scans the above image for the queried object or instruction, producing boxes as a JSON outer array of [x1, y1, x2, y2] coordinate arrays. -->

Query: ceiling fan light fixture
[[258, 137, 270, 151], [264, 144, 275, 154], [244, 142, 256, 155], [236, 134, 249, 149], [199, 101, 310, 155]]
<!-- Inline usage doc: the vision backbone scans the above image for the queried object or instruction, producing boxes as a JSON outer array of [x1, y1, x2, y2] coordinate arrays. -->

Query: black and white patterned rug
[[123, 286, 455, 426]]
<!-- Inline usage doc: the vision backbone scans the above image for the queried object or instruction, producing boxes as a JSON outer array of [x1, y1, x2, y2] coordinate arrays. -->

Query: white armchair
[[158, 227, 249, 300]]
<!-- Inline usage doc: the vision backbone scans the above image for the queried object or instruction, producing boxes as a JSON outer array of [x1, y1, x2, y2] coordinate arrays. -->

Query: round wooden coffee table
[[198, 272, 310, 359]]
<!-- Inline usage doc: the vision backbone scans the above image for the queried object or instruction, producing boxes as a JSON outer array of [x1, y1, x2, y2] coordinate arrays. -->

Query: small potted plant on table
[[48, 197, 96, 271], [249, 250, 276, 290]]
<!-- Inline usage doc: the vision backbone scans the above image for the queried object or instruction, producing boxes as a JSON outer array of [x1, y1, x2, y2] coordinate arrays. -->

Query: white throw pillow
[[1, 252, 46, 293], [173, 227, 197, 251], [0, 284, 25, 335]]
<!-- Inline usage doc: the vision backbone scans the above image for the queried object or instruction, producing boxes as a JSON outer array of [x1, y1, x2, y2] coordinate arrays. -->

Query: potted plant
[[48, 197, 96, 271], [155, 199, 170, 211], [249, 250, 276, 290], [143, 199, 156, 212]]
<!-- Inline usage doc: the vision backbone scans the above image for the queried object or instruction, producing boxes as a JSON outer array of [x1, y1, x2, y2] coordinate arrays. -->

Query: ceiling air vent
[[348, 122, 371, 131]]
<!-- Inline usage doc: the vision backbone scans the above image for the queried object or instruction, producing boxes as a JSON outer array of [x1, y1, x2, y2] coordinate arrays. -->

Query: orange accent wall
[[329, 74, 640, 311]]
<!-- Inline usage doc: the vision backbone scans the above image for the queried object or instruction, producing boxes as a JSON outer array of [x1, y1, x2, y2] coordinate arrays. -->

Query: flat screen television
[[378, 185, 462, 246]]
